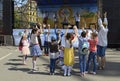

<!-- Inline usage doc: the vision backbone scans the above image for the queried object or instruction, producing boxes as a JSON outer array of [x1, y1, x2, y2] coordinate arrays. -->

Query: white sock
[[32, 60, 36, 70], [64, 65, 67, 76], [68, 66, 72, 75]]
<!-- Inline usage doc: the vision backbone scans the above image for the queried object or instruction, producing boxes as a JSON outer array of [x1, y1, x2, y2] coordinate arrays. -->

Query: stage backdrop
[[37, 4, 97, 28], [14, 0, 97, 29]]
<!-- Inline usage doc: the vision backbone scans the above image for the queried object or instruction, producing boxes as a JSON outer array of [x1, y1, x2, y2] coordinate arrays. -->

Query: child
[[55, 46, 64, 69], [44, 24, 51, 56], [31, 28, 42, 72], [49, 36, 60, 75], [73, 25, 90, 76], [62, 25, 77, 76], [86, 32, 98, 74], [58, 46, 64, 67], [19, 35, 30, 65], [77, 31, 89, 76]]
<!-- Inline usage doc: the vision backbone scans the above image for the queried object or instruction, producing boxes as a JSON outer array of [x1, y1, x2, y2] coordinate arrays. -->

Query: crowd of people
[[18, 12, 108, 77]]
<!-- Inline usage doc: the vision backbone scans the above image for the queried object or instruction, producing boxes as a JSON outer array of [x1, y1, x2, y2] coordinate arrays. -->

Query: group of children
[[18, 12, 108, 77]]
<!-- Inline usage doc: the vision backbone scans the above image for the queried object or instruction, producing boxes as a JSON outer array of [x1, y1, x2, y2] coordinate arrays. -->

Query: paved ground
[[0, 46, 120, 81]]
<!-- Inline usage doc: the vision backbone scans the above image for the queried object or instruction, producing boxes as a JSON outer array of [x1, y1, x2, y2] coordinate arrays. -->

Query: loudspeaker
[[102, 0, 120, 47], [3, 0, 14, 35]]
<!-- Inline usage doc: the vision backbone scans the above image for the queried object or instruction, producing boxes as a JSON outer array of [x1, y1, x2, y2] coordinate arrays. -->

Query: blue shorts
[[97, 45, 107, 57]]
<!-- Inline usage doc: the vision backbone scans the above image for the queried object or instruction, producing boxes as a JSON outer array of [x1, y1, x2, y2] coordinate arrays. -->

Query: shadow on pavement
[[5, 62, 24, 66], [8, 59, 22, 61], [73, 61, 120, 77], [27, 71, 62, 76], [96, 61, 120, 77], [8, 67, 31, 72]]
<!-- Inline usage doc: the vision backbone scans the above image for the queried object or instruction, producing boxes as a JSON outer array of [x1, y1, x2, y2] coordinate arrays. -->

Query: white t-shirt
[[61, 35, 73, 48], [44, 34, 51, 42], [75, 15, 80, 22], [98, 18, 108, 46], [30, 34, 38, 44]]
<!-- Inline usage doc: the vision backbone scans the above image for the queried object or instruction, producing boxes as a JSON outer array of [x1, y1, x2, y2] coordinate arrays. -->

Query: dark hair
[[19, 36, 23, 47], [36, 23, 41, 29], [66, 33, 72, 40], [81, 31, 86, 38], [31, 28, 38, 34], [51, 36, 56, 42]]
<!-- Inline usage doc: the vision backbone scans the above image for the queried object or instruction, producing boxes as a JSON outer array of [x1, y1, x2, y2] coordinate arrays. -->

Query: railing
[[0, 35, 6, 45], [0, 35, 13, 46]]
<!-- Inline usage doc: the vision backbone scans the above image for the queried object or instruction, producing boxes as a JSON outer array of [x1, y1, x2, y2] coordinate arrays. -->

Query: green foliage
[[81, 12, 95, 18]]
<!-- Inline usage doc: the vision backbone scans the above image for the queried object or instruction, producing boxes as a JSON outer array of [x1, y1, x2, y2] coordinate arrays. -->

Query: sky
[[14, 0, 28, 7]]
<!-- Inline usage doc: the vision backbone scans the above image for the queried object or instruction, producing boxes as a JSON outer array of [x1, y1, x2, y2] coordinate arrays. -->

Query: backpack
[[80, 40, 89, 55]]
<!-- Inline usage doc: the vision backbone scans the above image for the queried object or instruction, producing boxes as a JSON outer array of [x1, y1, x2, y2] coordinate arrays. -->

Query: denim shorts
[[97, 45, 107, 57]]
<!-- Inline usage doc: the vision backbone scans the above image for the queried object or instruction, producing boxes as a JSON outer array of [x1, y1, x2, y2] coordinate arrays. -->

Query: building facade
[[14, 0, 37, 28]]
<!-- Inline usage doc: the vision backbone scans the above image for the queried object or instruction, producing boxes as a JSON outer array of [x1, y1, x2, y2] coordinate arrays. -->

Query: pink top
[[22, 39, 29, 47], [88, 37, 98, 52]]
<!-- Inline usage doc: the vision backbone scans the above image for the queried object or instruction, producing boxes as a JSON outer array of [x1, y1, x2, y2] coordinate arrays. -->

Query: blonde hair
[[91, 32, 98, 39]]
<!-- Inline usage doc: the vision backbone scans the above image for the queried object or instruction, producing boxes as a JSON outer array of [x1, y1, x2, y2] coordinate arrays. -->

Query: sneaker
[[92, 72, 96, 75], [43, 54, 48, 56], [32, 69, 37, 72], [46, 54, 48, 56], [85, 71, 88, 74], [64, 73, 67, 76], [32, 68, 39, 72], [90, 71, 96, 75], [68, 73, 71, 76], [83, 73, 86, 76], [23, 61, 26, 65]]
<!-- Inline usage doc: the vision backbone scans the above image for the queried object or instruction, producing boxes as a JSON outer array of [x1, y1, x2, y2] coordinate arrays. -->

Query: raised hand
[[97, 11, 100, 18], [48, 24, 50, 28], [104, 12, 107, 17], [67, 25, 71, 29], [73, 25, 77, 29], [43, 24, 46, 28]]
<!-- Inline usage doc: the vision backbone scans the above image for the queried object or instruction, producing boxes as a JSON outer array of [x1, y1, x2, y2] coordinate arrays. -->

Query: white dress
[[22, 39, 30, 55]]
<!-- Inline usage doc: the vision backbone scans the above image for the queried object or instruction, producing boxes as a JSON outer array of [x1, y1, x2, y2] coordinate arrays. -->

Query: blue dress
[[30, 34, 42, 56], [31, 44, 42, 56]]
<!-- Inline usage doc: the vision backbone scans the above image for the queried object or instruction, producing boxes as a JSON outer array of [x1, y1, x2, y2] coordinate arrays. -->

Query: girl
[[19, 35, 30, 65], [86, 32, 98, 74], [31, 28, 42, 72], [62, 25, 77, 76]]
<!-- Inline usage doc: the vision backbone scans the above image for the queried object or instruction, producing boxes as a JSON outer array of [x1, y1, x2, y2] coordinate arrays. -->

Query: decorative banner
[[14, 0, 97, 29], [38, 4, 97, 28]]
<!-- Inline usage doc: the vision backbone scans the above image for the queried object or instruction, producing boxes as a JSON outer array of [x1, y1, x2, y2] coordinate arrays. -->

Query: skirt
[[64, 47, 74, 66], [31, 44, 42, 56], [22, 46, 30, 55]]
